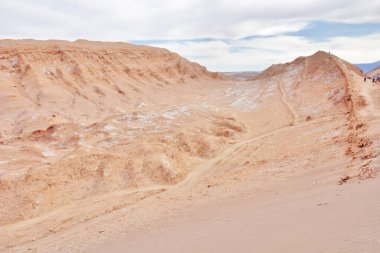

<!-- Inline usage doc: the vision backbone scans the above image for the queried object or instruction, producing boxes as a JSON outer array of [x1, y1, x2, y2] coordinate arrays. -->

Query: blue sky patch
[[286, 21, 380, 41]]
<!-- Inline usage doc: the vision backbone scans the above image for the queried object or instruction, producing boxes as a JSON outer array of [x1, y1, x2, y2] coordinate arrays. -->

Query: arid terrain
[[222, 71, 260, 81], [0, 40, 379, 253], [368, 66, 380, 79]]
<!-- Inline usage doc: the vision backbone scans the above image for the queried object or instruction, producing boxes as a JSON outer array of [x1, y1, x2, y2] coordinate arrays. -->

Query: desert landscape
[[0, 39, 379, 253]]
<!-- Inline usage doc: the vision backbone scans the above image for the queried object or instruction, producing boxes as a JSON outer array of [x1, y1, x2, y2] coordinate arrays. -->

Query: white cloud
[[0, 0, 380, 71], [150, 34, 380, 71], [1, 0, 380, 40]]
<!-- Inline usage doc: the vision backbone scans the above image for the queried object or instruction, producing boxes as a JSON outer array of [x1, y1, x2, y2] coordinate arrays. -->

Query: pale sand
[[89, 168, 380, 253]]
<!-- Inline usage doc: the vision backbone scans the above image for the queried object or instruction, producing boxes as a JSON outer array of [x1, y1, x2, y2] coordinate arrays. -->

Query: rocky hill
[[367, 66, 380, 78], [0, 40, 233, 225], [0, 39, 224, 136]]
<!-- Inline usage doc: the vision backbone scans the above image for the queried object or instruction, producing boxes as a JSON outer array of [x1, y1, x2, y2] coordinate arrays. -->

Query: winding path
[[1, 114, 344, 251], [278, 79, 300, 124]]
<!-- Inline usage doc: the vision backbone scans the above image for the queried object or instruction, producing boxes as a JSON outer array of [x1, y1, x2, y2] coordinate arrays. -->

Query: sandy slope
[[0, 42, 379, 253], [89, 167, 380, 253]]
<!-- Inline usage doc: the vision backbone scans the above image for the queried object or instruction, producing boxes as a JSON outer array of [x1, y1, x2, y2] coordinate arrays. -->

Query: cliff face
[[0, 39, 224, 136]]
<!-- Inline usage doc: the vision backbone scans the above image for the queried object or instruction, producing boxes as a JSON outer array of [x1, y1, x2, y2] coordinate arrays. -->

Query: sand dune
[[0, 40, 379, 253]]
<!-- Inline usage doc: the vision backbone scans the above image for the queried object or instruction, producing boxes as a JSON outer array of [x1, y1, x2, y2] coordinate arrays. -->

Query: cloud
[[2, 0, 380, 40], [143, 33, 380, 71], [0, 0, 380, 71]]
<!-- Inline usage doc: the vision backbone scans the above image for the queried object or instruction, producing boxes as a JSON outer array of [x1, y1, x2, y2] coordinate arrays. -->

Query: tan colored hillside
[[367, 65, 380, 78], [0, 41, 379, 253]]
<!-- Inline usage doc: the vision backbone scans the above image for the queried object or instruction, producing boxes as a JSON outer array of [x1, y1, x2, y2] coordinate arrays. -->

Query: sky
[[1, 0, 380, 71]]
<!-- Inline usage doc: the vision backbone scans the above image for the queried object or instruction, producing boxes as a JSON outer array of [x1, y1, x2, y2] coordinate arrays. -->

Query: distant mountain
[[367, 66, 380, 78], [222, 71, 260, 81], [356, 60, 380, 73]]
